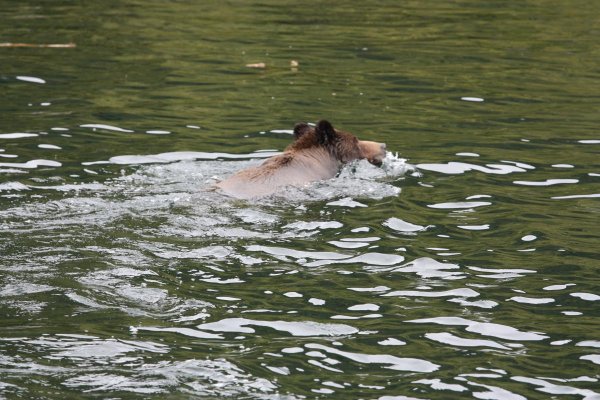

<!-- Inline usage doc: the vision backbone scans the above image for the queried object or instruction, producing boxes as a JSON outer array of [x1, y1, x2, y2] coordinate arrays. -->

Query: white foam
[[284, 221, 343, 231], [106, 151, 278, 165]]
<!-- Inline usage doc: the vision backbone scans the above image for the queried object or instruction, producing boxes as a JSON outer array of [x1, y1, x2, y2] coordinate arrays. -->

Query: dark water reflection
[[2, 1, 600, 399]]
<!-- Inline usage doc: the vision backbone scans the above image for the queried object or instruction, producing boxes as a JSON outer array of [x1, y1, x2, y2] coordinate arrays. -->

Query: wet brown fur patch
[[287, 123, 362, 163]]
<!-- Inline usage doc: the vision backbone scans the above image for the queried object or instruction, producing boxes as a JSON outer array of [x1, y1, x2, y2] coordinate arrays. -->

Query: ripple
[[284, 221, 343, 231], [383, 288, 479, 298], [0, 182, 29, 191], [305, 343, 439, 372], [513, 179, 578, 186], [468, 266, 536, 279], [507, 296, 555, 305], [62, 358, 277, 396], [378, 338, 406, 346], [551, 164, 574, 168], [328, 240, 370, 249], [462, 381, 527, 400], [326, 197, 367, 208], [107, 150, 278, 165], [414, 378, 468, 392], [576, 340, 600, 348], [38, 144, 62, 150], [0, 159, 62, 169], [308, 298, 326, 306], [246, 245, 350, 263], [578, 140, 600, 144], [461, 96, 484, 102], [0, 132, 39, 139], [457, 224, 490, 230], [580, 355, 600, 365], [348, 303, 380, 311], [16, 75, 45, 84], [307, 252, 405, 268], [552, 193, 600, 200], [348, 286, 391, 293], [425, 332, 511, 350], [383, 217, 429, 233], [447, 298, 498, 309], [428, 201, 492, 209], [137, 326, 222, 339], [408, 317, 548, 341], [146, 130, 171, 135], [196, 318, 358, 337], [20, 335, 169, 362], [543, 283, 575, 291], [80, 123, 134, 133], [417, 161, 526, 175], [511, 376, 599, 398], [389, 257, 464, 279], [0, 283, 54, 296], [570, 292, 600, 301]]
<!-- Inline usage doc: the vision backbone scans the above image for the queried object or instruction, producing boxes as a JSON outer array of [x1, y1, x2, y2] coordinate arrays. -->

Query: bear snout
[[359, 141, 387, 167]]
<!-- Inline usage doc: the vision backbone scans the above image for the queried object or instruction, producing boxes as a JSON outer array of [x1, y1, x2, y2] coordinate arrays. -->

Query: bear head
[[290, 120, 386, 166]]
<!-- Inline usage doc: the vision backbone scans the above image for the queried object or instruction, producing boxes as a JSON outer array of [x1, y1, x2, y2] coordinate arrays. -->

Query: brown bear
[[216, 120, 387, 199]]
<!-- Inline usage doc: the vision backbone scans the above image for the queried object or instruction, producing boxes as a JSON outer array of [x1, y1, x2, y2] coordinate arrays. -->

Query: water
[[2, 1, 600, 398]]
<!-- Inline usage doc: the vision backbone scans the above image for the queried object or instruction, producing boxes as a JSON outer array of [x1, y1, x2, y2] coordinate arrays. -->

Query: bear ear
[[315, 120, 337, 144], [293, 122, 312, 139]]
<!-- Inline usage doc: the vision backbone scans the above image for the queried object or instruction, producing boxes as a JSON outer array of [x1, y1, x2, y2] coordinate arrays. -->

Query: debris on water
[[245, 62, 266, 69]]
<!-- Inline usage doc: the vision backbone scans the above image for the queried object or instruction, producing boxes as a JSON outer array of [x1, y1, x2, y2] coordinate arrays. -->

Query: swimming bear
[[216, 120, 386, 199]]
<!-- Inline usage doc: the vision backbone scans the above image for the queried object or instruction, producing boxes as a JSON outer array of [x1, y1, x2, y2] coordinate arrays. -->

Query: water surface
[[1, 1, 600, 398]]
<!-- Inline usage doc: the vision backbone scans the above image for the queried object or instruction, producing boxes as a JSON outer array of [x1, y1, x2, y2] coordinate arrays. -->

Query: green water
[[2, 1, 600, 398]]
